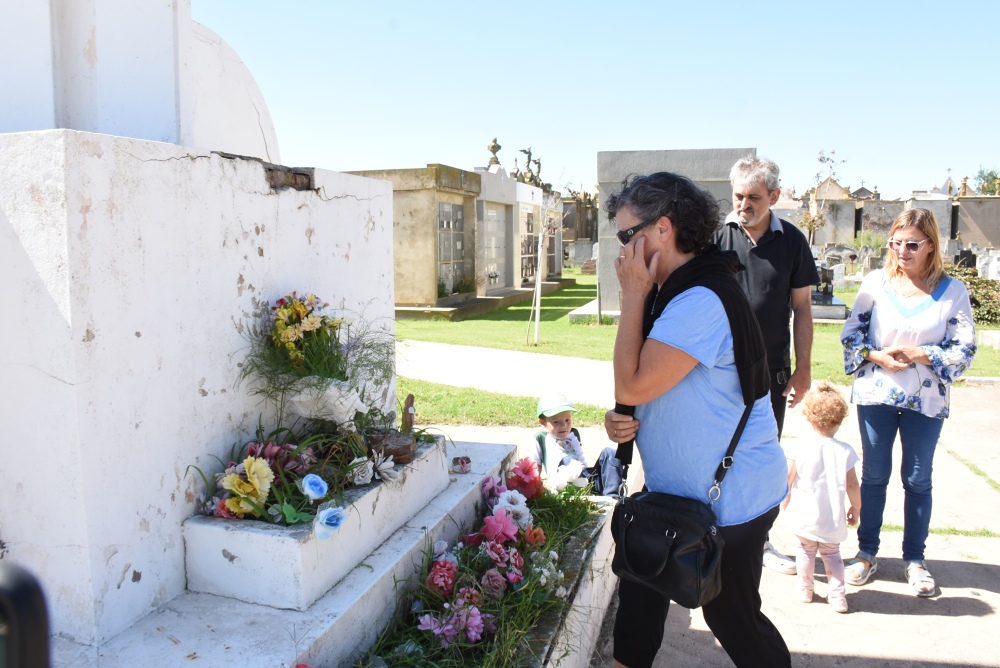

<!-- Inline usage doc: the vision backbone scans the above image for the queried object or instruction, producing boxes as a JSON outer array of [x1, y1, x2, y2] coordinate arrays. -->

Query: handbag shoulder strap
[[617, 401, 752, 490]]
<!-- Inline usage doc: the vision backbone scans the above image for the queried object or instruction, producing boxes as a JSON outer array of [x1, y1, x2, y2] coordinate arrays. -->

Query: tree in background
[[974, 167, 999, 195], [799, 149, 846, 244]]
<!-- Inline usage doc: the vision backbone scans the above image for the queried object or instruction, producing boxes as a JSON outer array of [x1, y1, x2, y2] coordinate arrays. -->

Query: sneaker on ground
[[763, 541, 797, 575]]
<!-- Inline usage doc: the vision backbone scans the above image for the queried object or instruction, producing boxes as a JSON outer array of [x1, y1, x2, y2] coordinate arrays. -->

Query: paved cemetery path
[[397, 340, 1000, 668]]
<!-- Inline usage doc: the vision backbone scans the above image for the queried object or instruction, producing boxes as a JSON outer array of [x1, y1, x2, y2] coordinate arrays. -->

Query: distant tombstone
[[864, 255, 883, 273], [826, 253, 842, 266], [989, 260, 1000, 281], [945, 239, 963, 257], [979, 258, 991, 278], [831, 264, 847, 289], [955, 250, 977, 268]]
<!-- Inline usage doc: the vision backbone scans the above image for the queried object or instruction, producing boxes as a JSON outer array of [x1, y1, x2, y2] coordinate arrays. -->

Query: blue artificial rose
[[314, 506, 345, 539], [301, 473, 329, 502]]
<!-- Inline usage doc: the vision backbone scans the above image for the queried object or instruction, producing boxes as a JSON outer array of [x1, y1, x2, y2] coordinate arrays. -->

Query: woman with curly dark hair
[[604, 172, 790, 668]]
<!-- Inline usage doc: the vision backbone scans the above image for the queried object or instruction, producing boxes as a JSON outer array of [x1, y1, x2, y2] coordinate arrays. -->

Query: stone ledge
[[54, 440, 517, 668], [183, 436, 450, 611]]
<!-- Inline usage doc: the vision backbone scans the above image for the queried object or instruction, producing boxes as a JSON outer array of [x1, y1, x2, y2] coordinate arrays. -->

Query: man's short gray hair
[[730, 156, 781, 192]]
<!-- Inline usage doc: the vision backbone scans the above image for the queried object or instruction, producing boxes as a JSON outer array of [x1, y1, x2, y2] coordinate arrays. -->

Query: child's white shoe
[[829, 594, 848, 613]]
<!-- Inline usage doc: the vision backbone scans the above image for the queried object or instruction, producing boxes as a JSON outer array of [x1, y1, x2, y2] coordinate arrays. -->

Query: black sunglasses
[[616, 218, 657, 246]]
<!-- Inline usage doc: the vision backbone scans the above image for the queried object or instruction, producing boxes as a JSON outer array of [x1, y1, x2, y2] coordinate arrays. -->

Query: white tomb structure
[[0, 0, 396, 652]]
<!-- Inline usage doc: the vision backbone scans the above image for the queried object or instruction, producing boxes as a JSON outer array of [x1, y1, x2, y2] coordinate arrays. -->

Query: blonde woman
[[840, 208, 976, 597]]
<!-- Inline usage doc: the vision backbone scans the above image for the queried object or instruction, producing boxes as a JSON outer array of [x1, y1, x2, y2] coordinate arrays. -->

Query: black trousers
[[613, 505, 791, 668]]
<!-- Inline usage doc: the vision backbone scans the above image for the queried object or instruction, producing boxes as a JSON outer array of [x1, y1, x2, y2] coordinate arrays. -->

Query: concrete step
[[54, 440, 517, 668]]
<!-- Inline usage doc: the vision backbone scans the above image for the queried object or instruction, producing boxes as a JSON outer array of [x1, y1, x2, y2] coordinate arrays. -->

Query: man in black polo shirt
[[716, 155, 820, 574]]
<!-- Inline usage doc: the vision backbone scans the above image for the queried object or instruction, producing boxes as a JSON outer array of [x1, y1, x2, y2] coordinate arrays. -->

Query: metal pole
[[533, 226, 545, 344]]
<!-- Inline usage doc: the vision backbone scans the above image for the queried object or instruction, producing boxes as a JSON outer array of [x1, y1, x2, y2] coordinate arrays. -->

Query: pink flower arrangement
[[368, 460, 594, 664], [505, 457, 543, 500], [426, 559, 458, 599]]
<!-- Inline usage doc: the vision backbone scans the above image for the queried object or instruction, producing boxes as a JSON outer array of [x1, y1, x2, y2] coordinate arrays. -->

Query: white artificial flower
[[555, 586, 568, 599], [372, 451, 399, 485], [501, 503, 533, 529], [496, 489, 528, 509], [349, 456, 374, 485]]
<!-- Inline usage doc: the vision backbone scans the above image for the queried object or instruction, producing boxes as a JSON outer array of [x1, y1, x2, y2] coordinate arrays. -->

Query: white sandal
[[905, 561, 936, 597]]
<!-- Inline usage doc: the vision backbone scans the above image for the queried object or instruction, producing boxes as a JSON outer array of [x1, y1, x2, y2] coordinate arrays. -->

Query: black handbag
[[610, 402, 752, 609]]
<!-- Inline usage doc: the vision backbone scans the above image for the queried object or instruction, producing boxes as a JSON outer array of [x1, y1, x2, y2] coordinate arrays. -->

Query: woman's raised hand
[[615, 237, 658, 297]]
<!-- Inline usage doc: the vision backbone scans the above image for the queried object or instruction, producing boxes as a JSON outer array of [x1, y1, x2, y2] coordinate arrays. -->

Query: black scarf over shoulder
[[641, 246, 770, 405], [615, 246, 770, 465]]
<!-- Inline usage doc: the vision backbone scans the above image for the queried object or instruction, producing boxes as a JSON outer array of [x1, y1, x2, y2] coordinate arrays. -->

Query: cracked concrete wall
[[182, 21, 280, 163], [0, 129, 394, 645]]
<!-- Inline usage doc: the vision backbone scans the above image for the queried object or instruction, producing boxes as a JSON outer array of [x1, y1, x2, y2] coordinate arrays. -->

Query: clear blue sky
[[192, 1, 1000, 201]]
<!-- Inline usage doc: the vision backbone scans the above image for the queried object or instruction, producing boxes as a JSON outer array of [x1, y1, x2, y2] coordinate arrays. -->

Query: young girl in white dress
[[782, 381, 861, 613]]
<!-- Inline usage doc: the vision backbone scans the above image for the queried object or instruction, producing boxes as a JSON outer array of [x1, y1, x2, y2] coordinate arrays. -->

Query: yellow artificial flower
[[292, 301, 309, 320], [300, 315, 322, 332], [244, 456, 275, 499], [224, 495, 259, 517], [279, 325, 300, 344]]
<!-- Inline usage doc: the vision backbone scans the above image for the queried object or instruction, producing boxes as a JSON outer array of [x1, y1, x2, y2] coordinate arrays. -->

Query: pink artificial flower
[[418, 612, 458, 648], [450, 456, 472, 474], [215, 498, 242, 519], [483, 540, 509, 568], [506, 567, 523, 585], [481, 568, 507, 599], [480, 507, 518, 544], [481, 476, 507, 509], [426, 560, 457, 599], [448, 603, 486, 643], [508, 547, 524, 572], [482, 612, 497, 635], [460, 531, 483, 548], [457, 586, 481, 607], [505, 457, 543, 500]]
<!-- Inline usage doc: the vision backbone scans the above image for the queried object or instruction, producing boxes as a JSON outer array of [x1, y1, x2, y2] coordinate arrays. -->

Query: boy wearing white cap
[[535, 392, 621, 496]]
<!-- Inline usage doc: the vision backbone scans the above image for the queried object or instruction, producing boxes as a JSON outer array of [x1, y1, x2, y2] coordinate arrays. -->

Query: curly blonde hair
[[801, 381, 849, 433]]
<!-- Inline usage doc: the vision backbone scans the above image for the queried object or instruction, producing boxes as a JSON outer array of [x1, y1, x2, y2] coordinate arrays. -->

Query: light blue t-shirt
[[634, 286, 788, 526]]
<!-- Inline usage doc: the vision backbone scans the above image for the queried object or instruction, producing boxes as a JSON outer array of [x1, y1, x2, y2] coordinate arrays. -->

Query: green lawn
[[398, 376, 608, 427], [396, 269, 617, 360], [398, 273, 1000, 380]]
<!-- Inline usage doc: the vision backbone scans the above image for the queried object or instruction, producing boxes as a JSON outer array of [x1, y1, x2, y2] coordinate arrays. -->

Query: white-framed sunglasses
[[887, 238, 931, 253]]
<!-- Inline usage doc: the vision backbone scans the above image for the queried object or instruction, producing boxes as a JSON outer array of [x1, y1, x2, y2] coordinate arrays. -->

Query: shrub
[[950, 266, 1000, 325]]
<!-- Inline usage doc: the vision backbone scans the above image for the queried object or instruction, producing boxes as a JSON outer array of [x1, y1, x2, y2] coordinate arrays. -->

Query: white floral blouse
[[841, 270, 977, 419]]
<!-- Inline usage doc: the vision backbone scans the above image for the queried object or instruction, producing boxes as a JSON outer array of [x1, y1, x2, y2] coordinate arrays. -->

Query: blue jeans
[[856, 404, 944, 562]]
